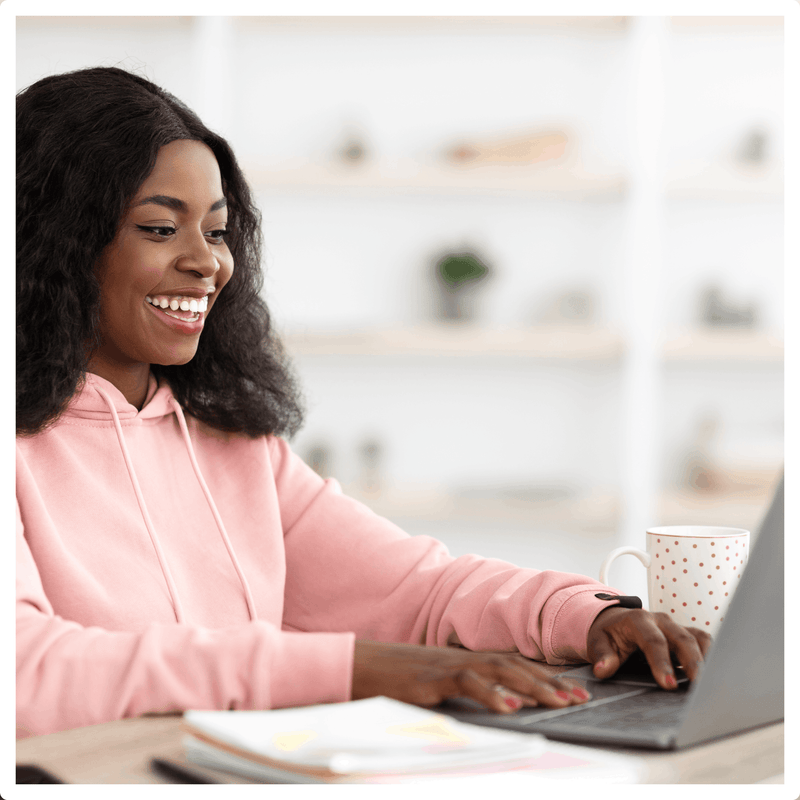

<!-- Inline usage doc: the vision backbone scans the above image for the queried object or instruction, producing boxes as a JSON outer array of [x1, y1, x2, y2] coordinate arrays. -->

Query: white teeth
[[146, 295, 209, 313]]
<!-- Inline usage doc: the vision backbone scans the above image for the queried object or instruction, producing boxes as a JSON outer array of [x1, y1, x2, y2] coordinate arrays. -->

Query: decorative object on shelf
[[675, 416, 730, 494], [358, 437, 384, 497], [335, 126, 369, 166], [736, 126, 769, 166], [535, 288, 597, 324], [698, 284, 758, 328], [431, 249, 493, 322], [443, 129, 569, 168], [455, 481, 577, 505], [305, 442, 333, 479]]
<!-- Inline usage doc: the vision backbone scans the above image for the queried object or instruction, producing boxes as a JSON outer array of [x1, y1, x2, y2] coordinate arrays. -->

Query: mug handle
[[599, 547, 651, 585]]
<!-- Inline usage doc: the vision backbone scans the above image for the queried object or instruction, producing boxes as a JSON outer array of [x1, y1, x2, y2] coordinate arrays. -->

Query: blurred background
[[17, 15, 784, 602]]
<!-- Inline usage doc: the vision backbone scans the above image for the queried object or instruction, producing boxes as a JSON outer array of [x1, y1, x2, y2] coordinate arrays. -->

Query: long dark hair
[[17, 66, 304, 437]]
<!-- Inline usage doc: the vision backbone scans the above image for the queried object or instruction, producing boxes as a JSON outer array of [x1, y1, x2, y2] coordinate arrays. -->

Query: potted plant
[[433, 250, 492, 321]]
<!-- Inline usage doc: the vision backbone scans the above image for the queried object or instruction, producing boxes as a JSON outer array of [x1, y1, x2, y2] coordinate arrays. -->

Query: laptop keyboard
[[532, 687, 688, 732], [440, 680, 690, 746]]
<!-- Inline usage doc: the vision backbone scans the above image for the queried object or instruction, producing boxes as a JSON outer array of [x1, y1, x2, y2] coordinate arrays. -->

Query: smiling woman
[[16, 66, 302, 437], [16, 67, 711, 742]]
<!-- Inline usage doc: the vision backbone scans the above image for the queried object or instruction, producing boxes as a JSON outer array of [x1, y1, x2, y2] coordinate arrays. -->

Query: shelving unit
[[665, 161, 783, 202], [342, 483, 621, 532], [250, 17, 782, 570], [662, 330, 783, 363], [341, 480, 772, 534], [284, 326, 782, 363], [244, 161, 627, 199], [235, 16, 631, 33], [283, 324, 624, 360]]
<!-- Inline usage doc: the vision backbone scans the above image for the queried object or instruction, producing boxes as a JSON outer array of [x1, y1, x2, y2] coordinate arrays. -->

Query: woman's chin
[[154, 346, 200, 367]]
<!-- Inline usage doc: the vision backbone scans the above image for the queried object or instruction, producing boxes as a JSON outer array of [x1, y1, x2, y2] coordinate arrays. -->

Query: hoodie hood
[[64, 372, 176, 422]]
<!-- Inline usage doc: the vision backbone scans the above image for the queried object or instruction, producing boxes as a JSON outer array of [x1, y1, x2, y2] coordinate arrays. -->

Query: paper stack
[[182, 697, 643, 784]]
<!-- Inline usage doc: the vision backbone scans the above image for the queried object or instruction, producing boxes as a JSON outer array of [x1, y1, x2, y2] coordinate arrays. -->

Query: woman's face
[[89, 139, 234, 380]]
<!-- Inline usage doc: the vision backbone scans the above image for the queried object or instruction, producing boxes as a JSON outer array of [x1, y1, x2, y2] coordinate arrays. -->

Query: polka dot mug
[[599, 526, 750, 636]]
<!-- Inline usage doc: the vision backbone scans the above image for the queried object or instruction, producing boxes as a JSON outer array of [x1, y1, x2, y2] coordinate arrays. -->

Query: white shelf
[[235, 16, 631, 34], [657, 485, 777, 532], [341, 476, 777, 532], [284, 324, 624, 360], [665, 161, 783, 202], [669, 16, 784, 31], [662, 330, 784, 364], [247, 158, 784, 203], [16, 16, 191, 29], [285, 326, 782, 364], [244, 161, 627, 199], [344, 483, 621, 531]]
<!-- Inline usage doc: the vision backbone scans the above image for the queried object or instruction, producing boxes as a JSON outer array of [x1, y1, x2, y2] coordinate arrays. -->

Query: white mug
[[599, 526, 750, 636]]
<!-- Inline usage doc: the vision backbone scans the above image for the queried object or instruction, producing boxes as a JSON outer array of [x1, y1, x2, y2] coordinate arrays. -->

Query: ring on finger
[[491, 683, 524, 710]]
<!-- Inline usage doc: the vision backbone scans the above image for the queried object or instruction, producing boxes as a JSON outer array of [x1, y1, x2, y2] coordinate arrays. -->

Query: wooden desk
[[17, 713, 784, 784]]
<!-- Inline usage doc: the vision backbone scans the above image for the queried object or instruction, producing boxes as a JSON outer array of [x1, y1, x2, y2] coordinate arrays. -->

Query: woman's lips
[[145, 297, 205, 331]]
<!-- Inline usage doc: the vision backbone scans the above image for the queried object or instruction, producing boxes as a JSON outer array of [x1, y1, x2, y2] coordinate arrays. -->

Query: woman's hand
[[351, 640, 591, 714], [587, 606, 713, 690]]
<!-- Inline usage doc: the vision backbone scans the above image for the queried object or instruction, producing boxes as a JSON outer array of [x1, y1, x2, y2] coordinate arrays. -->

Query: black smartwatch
[[594, 592, 643, 609]]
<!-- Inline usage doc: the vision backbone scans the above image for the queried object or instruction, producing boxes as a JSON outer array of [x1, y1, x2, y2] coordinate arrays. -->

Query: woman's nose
[[175, 234, 220, 277]]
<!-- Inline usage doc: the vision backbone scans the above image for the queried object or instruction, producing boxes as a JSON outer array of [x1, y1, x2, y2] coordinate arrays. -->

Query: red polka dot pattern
[[644, 529, 749, 634]]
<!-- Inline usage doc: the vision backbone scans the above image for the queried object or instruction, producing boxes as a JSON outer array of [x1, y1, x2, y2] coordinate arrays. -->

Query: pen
[[150, 757, 220, 783]]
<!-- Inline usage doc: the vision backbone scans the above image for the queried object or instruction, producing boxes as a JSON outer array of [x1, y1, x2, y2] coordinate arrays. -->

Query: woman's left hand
[[586, 606, 713, 690]]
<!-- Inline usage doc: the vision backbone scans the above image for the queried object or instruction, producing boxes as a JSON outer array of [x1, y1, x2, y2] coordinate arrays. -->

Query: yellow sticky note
[[272, 730, 318, 752], [385, 716, 471, 745]]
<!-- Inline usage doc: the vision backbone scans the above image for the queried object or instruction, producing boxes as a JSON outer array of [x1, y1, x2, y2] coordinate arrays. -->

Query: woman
[[16, 67, 710, 739]]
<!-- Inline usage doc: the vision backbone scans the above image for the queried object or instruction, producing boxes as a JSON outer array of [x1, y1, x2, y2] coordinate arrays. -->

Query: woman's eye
[[136, 225, 176, 238], [206, 229, 230, 243]]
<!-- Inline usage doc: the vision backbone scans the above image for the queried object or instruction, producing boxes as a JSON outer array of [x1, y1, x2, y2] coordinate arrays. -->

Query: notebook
[[439, 474, 784, 750]]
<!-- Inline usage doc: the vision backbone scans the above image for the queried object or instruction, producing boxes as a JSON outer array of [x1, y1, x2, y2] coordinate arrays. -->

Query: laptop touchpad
[[562, 654, 688, 688]]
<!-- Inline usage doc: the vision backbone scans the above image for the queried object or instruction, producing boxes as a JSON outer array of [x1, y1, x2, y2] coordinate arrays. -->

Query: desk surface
[[17, 712, 784, 785]]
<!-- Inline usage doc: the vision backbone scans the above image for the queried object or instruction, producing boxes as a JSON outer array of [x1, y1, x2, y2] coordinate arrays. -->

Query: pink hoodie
[[16, 372, 624, 738]]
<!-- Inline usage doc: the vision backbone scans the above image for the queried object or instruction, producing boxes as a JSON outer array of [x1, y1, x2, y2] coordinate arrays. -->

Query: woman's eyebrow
[[135, 195, 227, 212]]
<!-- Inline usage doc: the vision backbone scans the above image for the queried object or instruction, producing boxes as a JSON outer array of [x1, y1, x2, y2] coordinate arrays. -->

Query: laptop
[[439, 474, 784, 750]]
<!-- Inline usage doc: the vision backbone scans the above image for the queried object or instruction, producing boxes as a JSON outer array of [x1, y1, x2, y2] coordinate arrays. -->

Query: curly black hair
[[17, 66, 304, 438]]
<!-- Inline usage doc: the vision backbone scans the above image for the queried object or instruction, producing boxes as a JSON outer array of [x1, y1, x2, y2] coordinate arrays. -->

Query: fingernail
[[504, 696, 522, 710], [555, 690, 571, 701], [594, 660, 606, 671], [571, 687, 591, 701], [665, 674, 678, 689]]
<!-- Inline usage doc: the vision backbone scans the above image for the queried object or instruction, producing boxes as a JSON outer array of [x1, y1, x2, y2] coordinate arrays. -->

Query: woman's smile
[[145, 291, 213, 327]]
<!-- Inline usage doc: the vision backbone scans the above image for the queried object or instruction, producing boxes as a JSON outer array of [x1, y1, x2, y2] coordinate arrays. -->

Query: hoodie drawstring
[[168, 397, 258, 622], [95, 386, 187, 624], [95, 386, 258, 624]]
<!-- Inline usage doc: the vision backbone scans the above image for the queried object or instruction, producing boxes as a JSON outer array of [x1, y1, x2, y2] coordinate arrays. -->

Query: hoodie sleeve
[[273, 437, 626, 664], [16, 501, 355, 739]]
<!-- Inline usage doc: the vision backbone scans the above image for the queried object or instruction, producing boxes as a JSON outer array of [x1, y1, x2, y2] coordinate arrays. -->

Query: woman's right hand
[[351, 640, 591, 713]]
